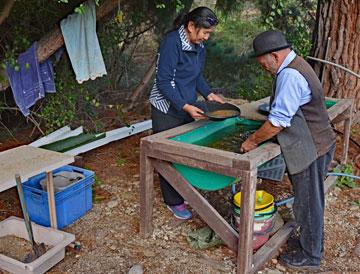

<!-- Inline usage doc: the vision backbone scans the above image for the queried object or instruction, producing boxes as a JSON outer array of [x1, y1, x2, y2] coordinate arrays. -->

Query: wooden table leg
[[237, 169, 257, 274], [153, 159, 239, 251], [139, 146, 154, 237], [341, 114, 352, 164], [46, 172, 57, 229]]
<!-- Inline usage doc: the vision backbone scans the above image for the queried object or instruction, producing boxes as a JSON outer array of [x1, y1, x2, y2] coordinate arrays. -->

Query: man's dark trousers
[[288, 143, 335, 263]]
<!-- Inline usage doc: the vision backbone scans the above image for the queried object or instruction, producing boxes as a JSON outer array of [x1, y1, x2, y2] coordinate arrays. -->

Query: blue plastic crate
[[23, 165, 95, 229]]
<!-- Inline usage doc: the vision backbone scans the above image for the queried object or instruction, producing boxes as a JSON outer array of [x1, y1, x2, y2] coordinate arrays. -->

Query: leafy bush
[[334, 164, 356, 189], [255, 0, 317, 57], [204, 6, 272, 100]]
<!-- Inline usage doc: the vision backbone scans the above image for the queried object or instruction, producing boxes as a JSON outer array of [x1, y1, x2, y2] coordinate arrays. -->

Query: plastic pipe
[[327, 172, 360, 180]]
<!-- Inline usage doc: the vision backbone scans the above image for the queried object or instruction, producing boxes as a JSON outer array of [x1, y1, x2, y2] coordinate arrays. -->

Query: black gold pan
[[203, 102, 241, 121]]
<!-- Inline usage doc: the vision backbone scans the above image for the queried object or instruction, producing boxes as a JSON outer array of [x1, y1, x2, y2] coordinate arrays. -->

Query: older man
[[241, 30, 336, 270]]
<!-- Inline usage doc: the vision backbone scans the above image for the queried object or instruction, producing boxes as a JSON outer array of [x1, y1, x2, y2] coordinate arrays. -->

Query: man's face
[[256, 53, 278, 76]]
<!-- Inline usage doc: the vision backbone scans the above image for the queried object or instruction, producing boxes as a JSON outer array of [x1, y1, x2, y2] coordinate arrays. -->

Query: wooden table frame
[[139, 98, 353, 274]]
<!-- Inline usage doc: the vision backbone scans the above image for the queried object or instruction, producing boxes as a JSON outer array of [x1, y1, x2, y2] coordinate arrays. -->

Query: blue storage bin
[[23, 165, 94, 229]]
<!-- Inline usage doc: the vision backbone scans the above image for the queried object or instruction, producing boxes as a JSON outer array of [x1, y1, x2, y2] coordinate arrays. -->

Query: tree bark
[[311, 0, 360, 110], [0, 0, 15, 26], [0, 0, 120, 91]]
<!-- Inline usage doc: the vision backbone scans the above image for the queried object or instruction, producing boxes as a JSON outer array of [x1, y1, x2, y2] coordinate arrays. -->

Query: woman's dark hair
[[173, 6, 218, 30]]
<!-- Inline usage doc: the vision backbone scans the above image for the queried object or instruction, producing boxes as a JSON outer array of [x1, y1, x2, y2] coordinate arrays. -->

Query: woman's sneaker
[[167, 203, 192, 220]]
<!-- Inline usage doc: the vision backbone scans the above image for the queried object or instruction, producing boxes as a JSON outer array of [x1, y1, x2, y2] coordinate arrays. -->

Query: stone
[[275, 263, 286, 272], [128, 264, 144, 274], [109, 245, 117, 251], [354, 239, 360, 256], [143, 250, 156, 257], [271, 258, 278, 264], [107, 200, 118, 209], [266, 269, 282, 274]]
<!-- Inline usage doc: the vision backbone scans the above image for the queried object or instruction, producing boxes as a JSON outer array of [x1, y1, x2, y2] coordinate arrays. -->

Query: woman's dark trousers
[[151, 106, 193, 206]]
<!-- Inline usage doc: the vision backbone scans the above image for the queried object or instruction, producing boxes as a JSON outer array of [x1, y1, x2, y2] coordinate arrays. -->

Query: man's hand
[[240, 139, 258, 153], [239, 120, 283, 154], [183, 104, 206, 119], [207, 93, 225, 104]]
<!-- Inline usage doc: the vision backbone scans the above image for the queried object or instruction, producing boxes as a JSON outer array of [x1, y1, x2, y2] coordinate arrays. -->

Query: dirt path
[[0, 125, 359, 273]]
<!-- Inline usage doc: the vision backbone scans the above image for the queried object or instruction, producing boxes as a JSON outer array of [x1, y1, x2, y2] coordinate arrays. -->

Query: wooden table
[[0, 145, 74, 228], [139, 98, 353, 274]]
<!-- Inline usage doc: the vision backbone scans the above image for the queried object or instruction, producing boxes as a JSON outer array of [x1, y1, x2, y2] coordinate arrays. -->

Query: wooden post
[[237, 169, 257, 274], [46, 172, 57, 229], [341, 103, 353, 163], [139, 141, 154, 236]]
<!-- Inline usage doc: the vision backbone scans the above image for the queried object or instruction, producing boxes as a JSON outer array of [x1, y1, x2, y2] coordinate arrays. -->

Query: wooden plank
[[146, 148, 243, 178], [0, 145, 74, 193], [139, 142, 154, 237], [149, 139, 236, 167], [237, 169, 257, 274], [143, 120, 210, 141], [251, 221, 296, 274], [153, 159, 239, 251], [46, 172, 57, 229], [233, 142, 281, 170], [324, 174, 338, 194], [328, 99, 353, 121], [331, 113, 351, 124]]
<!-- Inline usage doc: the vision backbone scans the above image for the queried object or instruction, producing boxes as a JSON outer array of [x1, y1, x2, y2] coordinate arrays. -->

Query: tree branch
[[0, 0, 15, 26], [307, 56, 360, 79]]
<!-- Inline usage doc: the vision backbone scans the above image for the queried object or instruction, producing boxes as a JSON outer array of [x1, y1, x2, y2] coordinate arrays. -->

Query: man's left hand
[[207, 93, 225, 104], [240, 139, 258, 153]]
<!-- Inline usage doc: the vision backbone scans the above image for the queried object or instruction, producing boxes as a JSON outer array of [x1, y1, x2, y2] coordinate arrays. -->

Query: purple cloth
[[6, 42, 56, 116]]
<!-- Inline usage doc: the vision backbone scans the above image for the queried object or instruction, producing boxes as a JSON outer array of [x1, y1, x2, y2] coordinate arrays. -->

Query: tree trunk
[[0, 0, 120, 91], [0, 0, 15, 26], [312, 0, 360, 110]]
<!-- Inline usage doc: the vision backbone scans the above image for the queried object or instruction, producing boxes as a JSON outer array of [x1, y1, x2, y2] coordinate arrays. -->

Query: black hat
[[252, 30, 291, 57]]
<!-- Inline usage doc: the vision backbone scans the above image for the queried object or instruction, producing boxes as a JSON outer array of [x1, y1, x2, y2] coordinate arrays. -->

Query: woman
[[149, 6, 224, 220]]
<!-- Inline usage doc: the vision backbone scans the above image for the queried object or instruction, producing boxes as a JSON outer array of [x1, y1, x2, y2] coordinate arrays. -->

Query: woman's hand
[[207, 93, 225, 104], [183, 104, 206, 119]]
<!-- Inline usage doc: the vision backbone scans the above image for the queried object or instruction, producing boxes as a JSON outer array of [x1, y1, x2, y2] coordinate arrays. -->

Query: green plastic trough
[[170, 100, 337, 191]]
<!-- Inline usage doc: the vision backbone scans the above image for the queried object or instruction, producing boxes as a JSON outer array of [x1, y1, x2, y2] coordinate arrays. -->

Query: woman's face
[[187, 21, 215, 44]]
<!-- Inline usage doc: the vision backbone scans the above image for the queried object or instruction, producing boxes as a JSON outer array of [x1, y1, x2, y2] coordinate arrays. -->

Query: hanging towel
[[60, 0, 107, 84], [6, 42, 56, 116]]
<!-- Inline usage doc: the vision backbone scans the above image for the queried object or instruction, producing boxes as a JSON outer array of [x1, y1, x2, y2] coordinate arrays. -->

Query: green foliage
[[352, 200, 360, 207], [334, 164, 356, 189], [93, 175, 103, 188], [255, 0, 316, 56], [40, 78, 78, 133], [116, 155, 127, 167], [204, 6, 272, 100]]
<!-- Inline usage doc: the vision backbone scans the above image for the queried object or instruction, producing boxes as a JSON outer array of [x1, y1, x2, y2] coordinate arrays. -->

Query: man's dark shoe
[[287, 236, 301, 250], [279, 250, 320, 271], [286, 236, 324, 255]]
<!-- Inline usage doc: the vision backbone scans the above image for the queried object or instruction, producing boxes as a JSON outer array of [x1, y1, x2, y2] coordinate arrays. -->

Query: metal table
[[0, 145, 74, 228]]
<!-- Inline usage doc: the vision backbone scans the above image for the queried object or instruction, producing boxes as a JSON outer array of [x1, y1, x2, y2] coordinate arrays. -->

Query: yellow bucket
[[233, 190, 274, 213]]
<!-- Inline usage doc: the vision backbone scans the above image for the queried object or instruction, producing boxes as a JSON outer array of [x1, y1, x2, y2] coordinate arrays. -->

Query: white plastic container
[[0, 216, 75, 274]]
